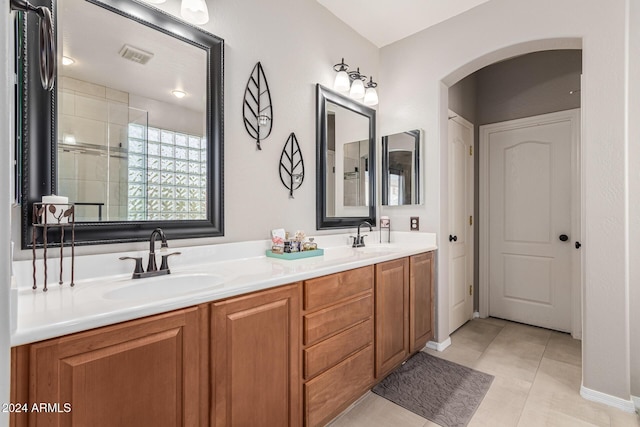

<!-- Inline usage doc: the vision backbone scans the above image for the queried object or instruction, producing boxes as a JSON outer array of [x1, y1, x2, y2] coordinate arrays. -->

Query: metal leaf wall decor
[[243, 61, 273, 150], [279, 133, 305, 198]]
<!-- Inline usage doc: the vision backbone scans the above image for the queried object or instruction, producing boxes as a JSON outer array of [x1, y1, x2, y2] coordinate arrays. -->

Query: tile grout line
[[514, 330, 553, 426]]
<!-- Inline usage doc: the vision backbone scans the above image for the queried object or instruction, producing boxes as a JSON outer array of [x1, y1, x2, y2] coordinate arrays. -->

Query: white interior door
[[484, 111, 576, 332], [448, 113, 474, 334]]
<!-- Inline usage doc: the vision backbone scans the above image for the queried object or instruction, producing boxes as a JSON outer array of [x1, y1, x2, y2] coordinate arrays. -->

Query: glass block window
[[127, 123, 207, 221]]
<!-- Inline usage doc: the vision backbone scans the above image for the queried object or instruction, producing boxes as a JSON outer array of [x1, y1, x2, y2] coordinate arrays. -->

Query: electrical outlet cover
[[410, 216, 419, 231]]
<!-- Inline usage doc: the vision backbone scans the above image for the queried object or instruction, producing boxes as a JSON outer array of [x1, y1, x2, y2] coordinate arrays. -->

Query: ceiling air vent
[[119, 44, 154, 65]]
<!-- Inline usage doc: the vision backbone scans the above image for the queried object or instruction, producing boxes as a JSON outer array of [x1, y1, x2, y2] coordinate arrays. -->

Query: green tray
[[265, 248, 324, 260]]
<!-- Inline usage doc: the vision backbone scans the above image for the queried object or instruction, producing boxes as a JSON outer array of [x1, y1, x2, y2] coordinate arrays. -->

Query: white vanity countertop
[[11, 232, 437, 346]]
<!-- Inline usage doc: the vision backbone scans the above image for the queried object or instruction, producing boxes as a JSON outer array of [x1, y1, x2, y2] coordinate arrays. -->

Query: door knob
[[559, 234, 569, 242], [575, 241, 582, 249], [449, 235, 458, 242]]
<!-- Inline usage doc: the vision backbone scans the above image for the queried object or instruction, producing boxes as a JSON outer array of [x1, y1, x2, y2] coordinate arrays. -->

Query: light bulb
[[143, 0, 166, 4], [364, 87, 378, 106], [334, 70, 350, 92], [181, 0, 210, 25], [172, 90, 186, 98], [349, 78, 365, 100], [62, 56, 75, 66]]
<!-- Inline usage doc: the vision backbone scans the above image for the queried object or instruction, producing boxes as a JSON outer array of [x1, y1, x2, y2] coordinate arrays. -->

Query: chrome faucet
[[351, 221, 373, 248], [120, 228, 181, 279]]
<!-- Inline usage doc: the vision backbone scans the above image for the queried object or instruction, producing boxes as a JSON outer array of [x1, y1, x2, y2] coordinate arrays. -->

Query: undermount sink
[[104, 272, 225, 300], [355, 245, 403, 254]]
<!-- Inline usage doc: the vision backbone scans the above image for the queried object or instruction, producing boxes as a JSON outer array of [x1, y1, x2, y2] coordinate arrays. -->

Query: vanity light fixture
[[180, 0, 209, 25], [62, 56, 75, 66], [363, 76, 378, 106], [332, 59, 378, 104], [171, 89, 186, 98], [333, 58, 351, 92]]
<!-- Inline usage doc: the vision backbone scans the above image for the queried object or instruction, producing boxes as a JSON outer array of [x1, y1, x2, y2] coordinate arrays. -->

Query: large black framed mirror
[[18, 0, 224, 248], [381, 129, 421, 206], [316, 84, 376, 229]]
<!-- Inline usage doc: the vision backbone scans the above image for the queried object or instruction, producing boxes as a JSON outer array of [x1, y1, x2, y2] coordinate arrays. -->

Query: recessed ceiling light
[[172, 90, 186, 99], [62, 56, 75, 66]]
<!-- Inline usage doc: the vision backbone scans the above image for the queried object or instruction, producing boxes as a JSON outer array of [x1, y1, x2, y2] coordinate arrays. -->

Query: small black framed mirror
[[18, 0, 224, 248], [316, 84, 376, 229], [381, 129, 421, 206]]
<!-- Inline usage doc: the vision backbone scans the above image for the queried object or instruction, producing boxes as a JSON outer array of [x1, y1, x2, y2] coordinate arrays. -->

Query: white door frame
[[479, 109, 582, 338]]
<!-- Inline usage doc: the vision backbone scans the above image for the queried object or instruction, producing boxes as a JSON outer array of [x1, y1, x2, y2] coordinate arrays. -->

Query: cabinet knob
[[449, 235, 458, 242]]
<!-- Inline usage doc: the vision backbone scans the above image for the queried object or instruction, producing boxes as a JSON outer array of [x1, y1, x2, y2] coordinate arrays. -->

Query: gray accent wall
[[448, 49, 582, 311]]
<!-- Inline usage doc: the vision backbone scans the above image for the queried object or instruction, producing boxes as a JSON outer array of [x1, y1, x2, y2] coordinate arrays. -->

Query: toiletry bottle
[[380, 216, 391, 243]]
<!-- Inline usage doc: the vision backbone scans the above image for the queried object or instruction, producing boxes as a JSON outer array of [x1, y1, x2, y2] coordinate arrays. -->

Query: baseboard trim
[[426, 337, 451, 352], [580, 385, 636, 413], [473, 311, 480, 319], [632, 395, 640, 411]]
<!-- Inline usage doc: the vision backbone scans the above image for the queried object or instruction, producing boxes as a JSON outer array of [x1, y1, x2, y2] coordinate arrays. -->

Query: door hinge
[[469, 146, 473, 156], [469, 216, 473, 226], [469, 285, 473, 296]]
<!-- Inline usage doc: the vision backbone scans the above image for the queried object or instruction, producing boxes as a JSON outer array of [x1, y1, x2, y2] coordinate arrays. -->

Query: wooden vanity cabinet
[[301, 266, 374, 427], [11, 305, 209, 427], [211, 283, 301, 427], [374, 258, 410, 379], [409, 252, 435, 352]]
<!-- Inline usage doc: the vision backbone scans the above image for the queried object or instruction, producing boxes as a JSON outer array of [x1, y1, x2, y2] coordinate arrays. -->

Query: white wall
[[0, 2, 12, 425], [379, 0, 632, 403]]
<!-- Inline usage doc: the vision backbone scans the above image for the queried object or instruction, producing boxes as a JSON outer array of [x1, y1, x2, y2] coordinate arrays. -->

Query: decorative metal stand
[[279, 132, 304, 198], [31, 203, 76, 291], [243, 61, 273, 150]]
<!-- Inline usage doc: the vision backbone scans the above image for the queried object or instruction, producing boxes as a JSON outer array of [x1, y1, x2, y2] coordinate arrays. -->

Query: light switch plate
[[410, 217, 419, 231]]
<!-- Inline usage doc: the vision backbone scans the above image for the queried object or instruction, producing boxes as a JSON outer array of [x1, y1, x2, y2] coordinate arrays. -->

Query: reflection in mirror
[[19, 0, 224, 247], [316, 85, 375, 229], [342, 140, 368, 207], [58, 0, 207, 222], [382, 130, 421, 206]]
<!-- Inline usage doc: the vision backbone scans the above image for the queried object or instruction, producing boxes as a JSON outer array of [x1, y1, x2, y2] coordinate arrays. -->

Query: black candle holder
[[243, 62, 273, 150], [279, 132, 305, 198]]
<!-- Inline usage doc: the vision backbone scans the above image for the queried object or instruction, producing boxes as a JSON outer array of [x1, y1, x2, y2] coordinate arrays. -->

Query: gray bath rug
[[372, 352, 493, 427]]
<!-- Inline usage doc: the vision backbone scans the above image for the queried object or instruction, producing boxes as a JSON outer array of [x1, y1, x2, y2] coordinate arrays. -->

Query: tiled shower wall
[[58, 76, 129, 221]]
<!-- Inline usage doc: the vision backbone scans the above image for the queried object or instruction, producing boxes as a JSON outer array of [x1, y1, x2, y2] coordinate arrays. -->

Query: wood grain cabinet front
[[211, 284, 301, 427], [11, 306, 209, 427], [375, 257, 410, 379], [409, 252, 435, 353], [301, 267, 375, 427]]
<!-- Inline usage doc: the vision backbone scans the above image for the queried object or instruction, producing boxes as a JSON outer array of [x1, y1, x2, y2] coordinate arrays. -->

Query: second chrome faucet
[[120, 228, 181, 279]]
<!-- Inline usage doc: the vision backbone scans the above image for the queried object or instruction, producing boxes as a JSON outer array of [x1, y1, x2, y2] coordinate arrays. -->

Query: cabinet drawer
[[304, 318, 373, 380], [304, 345, 374, 427], [303, 293, 372, 346], [303, 266, 373, 310]]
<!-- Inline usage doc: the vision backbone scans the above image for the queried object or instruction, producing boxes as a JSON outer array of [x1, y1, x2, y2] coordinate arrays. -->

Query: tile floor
[[328, 318, 640, 427]]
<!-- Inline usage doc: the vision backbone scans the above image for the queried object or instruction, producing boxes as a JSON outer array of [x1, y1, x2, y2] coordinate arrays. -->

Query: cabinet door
[[375, 258, 409, 378], [27, 306, 208, 427], [410, 252, 435, 353], [212, 284, 301, 427]]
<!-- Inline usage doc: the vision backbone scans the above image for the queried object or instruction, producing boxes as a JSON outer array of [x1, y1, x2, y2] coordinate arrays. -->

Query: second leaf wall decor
[[279, 133, 304, 198], [243, 61, 273, 150]]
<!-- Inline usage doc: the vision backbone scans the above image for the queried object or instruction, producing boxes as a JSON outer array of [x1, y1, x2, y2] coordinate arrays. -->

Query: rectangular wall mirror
[[18, 0, 224, 248], [381, 129, 421, 206], [316, 84, 376, 229]]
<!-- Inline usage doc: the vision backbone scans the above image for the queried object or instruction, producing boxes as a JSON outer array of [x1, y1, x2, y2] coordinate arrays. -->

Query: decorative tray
[[265, 249, 324, 260]]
